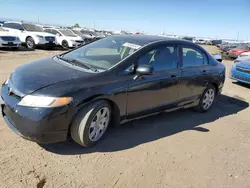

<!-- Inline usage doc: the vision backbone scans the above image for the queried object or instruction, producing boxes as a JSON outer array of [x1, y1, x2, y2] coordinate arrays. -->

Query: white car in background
[[2, 21, 57, 49], [239, 51, 250, 58], [44, 28, 83, 49], [234, 52, 250, 63], [0, 27, 21, 49]]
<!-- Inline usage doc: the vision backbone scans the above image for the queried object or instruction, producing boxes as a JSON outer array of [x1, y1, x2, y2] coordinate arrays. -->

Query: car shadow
[[232, 81, 250, 89], [40, 94, 249, 155], [0, 46, 35, 52]]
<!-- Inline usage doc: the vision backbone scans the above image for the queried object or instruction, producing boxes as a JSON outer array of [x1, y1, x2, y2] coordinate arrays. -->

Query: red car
[[228, 45, 250, 58]]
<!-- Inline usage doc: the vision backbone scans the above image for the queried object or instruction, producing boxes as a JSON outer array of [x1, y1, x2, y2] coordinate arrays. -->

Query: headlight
[[18, 95, 72, 108], [4, 76, 10, 85], [35, 35, 44, 39], [16, 37, 21, 41]]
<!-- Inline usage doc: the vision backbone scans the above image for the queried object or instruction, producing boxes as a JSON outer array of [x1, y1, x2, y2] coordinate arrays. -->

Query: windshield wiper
[[57, 55, 98, 72]]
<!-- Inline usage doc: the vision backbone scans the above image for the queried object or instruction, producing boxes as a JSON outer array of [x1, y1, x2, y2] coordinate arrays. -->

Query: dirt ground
[[1, 46, 250, 188]]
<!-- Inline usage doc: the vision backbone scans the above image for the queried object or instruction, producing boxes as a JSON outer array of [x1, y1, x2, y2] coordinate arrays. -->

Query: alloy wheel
[[88, 107, 110, 141], [202, 89, 215, 110], [27, 39, 34, 49]]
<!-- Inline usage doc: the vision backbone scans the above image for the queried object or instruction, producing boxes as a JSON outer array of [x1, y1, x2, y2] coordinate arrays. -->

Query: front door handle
[[171, 75, 177, 78]]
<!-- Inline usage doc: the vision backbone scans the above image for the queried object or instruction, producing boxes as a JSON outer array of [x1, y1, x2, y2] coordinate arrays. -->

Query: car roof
[[4, 21, 22, 24], [4, 21, 36, 25], [110, 34, 188, 45]]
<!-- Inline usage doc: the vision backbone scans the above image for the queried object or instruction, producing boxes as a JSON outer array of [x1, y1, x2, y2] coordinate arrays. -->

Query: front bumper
[[0, 84, 71, 143], [0, 41, 21, 48], [68, 40, 84, 48], [35, 37, 58, 46], [230, 66, 250, 84]]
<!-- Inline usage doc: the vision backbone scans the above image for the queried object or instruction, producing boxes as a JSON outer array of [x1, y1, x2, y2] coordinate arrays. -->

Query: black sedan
[[0, 35, 225, 147]]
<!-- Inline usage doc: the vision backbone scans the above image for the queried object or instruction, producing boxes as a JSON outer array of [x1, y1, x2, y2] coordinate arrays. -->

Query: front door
[[126, 44, 181, 117]]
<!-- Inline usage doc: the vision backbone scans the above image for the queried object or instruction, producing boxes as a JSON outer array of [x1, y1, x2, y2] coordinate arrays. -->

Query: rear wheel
[[194, 85, 216, 112], [70, 100, 111, 147], [26, 37, 35, 49]]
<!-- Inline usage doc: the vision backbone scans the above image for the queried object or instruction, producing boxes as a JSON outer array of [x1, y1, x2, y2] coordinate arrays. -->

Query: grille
[[236, 66, 250, 74], [45, 36, 55, 42], [231, 74, 250, 82], [75, 40, 83, 43], [1, 36, 16, 41], [2, 44, 18, 46]]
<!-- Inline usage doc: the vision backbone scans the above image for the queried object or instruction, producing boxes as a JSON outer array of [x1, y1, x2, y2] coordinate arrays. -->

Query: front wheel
[[61, 40, 69, 49], [194, 85, 216, 112], [26, 37, 35, 49], [70, 100, 111, 147]]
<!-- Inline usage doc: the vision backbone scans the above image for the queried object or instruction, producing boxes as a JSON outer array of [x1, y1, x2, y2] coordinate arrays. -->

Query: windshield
[[0, 27, 5, 31], [22, 24, 44, 32], [72, 30, 82, 36], [59, 29, 76, 37], [60, 36, 147, 71]]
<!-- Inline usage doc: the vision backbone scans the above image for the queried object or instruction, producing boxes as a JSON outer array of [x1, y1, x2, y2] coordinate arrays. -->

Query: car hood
[[0, 31, 18, 37], [237, 60, 250, 68], [10, 57, 93, 95], [64, 36, 83, 41], [241, 52, 250, 56]]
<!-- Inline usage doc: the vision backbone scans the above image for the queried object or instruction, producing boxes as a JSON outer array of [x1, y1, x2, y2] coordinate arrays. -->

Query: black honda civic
[[0, 35, 225, 147]]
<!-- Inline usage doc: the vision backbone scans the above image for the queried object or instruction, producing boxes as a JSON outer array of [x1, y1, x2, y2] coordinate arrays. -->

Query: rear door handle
[[171, 75, 177, 78]]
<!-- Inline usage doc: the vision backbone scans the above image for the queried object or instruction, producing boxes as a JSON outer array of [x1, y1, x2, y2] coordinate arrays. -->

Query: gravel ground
[[1, 46, 250, 188]]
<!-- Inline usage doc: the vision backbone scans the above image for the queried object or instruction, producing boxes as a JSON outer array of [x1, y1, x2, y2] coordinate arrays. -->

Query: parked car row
[[0, 21, 121, 51], [218, 42, 250, 59]]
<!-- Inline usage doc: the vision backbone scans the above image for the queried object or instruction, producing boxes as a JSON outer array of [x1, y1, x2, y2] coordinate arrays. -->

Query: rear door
[[179, 45, 210, 104], [126, 44, 181, 116]]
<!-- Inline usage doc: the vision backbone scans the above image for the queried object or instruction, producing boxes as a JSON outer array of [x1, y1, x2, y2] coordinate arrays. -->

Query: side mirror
[[134, 64, 154, 80], [18, 28, 24, 32], [56, 33, 61, 37], [213, 54, 222, 62]]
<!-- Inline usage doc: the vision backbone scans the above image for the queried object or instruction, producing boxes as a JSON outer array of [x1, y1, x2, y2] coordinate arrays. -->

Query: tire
[[70, 100, 111, 147], [194, 84, 216, 112], [26, 37, 35, 49], [61, 40, 69, 49]]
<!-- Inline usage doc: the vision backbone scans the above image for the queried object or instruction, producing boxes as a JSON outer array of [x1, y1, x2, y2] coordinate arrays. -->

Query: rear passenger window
[[182, 47, 208, 67]]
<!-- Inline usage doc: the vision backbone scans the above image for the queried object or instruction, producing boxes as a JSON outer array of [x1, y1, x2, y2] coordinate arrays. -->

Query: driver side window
[[138, 45, 178, 72], [124, 45, 178, 74]]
